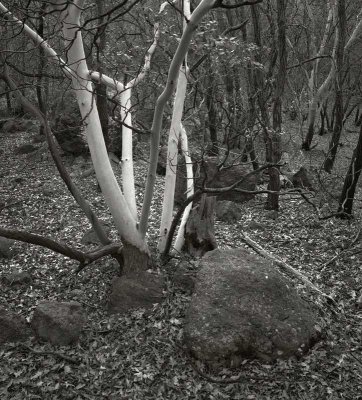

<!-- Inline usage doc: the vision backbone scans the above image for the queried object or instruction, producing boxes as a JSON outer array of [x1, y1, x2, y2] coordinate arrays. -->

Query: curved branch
[[0, 227, 85, 262], [214, 0, 263, 9]]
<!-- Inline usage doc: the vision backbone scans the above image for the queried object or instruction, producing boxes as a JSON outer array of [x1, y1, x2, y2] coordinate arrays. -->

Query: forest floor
[[0, 121, 362, 399]]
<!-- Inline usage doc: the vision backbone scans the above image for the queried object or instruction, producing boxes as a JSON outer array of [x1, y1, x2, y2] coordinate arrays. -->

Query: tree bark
[[338, 123, 362, 216], [94, 0, 110, 150], [324, 0, 346, 173], [184, 194, 217, 258], [206, 58, 219, 155]]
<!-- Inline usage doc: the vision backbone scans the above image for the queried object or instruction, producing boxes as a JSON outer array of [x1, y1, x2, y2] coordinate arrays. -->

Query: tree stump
[[184, 195, 217, 258]]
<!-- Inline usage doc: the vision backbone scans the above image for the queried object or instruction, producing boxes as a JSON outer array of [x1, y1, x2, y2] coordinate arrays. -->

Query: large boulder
[[175, 156, 257, 205], [184, 248, 321, 366], [0, 308, 32, 344], [108, 273, 164, 314], [31, 301, 86, 345]]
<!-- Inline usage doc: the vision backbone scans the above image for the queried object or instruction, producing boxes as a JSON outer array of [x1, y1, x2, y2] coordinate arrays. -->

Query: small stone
[[215, 201, 242, 223], [171, 264, 196, 294], [246, 221, 266, 231], [265, 210, 279, 220], [0, 237, 14, 258], [42, 184, 57, 197], [14, 144, 38, 155], [31, 301, 86, 345], [2, 270, 32, 286], [108, 273, 164, 314], [81, 222, 110, 245], [0, 307, 32, 344], [69, 289, 84, 298]]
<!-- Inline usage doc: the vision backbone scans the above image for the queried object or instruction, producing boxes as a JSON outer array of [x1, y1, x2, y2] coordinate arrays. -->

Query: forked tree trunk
[[338, 123, 362, 216]]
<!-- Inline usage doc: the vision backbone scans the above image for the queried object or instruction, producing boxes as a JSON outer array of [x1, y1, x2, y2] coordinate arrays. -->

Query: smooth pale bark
[[139, 0, 216, 238], [120, 88, 138, 221], [120, 23, 160, 222], [158, 0, 191, 252], [60, 1, 146, 252], [94, 0, 110, 149], [1, 0, 219, 255], [158, 68, 188, 251], [173, 124, 194, 252]]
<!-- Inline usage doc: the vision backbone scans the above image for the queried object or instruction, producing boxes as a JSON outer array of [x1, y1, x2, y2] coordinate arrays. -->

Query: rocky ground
[[0, 122, 361, 399]]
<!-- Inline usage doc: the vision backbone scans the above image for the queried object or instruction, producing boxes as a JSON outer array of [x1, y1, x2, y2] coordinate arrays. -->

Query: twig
[[320, 228, 362, 270], [18, 343, 79, 364], [240, 232, 337, 307]]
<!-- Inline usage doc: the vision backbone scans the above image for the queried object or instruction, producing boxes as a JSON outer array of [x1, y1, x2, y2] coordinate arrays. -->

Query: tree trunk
[[206, 58, 219, 155], [184, 194, 217, 258], [324, 0, 346, 173], [338, 123, 362, 216], [36, 4, 47, 136], [266, 0, 287, 210], [121, 242, 152, 277], [94, 0, 110, 149], [302, 0, 334, 150], [5, 84, 11, 113]]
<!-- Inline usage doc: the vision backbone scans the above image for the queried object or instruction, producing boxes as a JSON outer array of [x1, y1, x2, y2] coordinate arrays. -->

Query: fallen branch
[[240, 232, 337, 306]]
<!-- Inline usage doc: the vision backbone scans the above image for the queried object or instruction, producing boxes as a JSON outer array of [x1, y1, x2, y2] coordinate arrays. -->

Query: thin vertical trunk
[[338, 123, 362, 216], [158, 0, 191, 252], [94, 0, 110, 150], [173, 124, 194, 252], [206, 58, 219, 155], [120, 87, 138, 221], [324, 0, 346, 173], [302, 0, 334, 150], [36, 4, 47, 136], [5, 84, 11, 113]]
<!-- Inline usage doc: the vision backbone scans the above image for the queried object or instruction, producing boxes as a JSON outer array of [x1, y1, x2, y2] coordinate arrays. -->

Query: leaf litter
[[0, 128, 362, 399]]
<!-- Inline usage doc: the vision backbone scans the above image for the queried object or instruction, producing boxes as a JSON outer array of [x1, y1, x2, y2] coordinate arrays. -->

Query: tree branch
[[0, 227, 122, 269], [213, 0, 263, 9]]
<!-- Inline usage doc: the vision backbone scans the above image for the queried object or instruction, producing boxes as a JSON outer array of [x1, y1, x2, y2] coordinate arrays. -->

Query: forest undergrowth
[[0, 125, 362, 399]]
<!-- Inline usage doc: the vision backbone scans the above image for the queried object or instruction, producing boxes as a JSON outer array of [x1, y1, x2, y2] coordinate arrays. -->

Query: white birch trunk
[[60, 1, 146, 251], [158, 68, 188, 251], [140, 0, 209, 236], [158, 0, 191, 252], [120, 87, 138, 221], [173, 124, 194, 252]]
